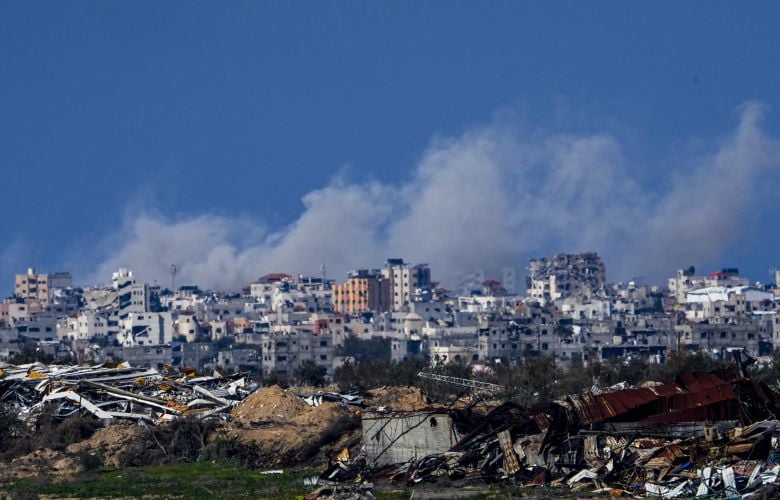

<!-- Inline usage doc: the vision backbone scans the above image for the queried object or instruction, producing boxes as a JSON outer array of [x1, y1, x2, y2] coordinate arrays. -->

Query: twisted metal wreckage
[[319, 364, 780, 498], [0, 362, 256, 422], [5, 358, 780, 497]]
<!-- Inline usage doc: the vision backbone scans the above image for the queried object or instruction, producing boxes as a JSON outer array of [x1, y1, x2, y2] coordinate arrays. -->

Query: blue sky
[[2, 2, 780, 290]]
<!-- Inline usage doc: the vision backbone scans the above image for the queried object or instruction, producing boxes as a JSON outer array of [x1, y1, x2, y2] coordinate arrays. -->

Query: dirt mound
[[66, 422, 144, 468], [0, 448, 77, 481], [226, 386, 360, 467], [365, 386, 429, 411], [232, 385, 309, 423]]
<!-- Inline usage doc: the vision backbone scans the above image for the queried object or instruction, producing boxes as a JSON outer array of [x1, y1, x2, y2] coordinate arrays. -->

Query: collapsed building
[[5, 353, 780, 498], [527, 252, 607, 304], [320, 362, 780, 498], [363, 411, 458, 467], [0, 361, 256, 423]]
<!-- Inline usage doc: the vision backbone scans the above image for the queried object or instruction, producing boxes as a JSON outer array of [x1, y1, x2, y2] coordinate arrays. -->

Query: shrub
[[76, 449, 104, 473], [117, 416, 218, 467], [0, 402, 23, 453]]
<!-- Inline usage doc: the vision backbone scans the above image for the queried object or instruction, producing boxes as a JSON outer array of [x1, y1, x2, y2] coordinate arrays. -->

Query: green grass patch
[[2, 461, 317, 499]]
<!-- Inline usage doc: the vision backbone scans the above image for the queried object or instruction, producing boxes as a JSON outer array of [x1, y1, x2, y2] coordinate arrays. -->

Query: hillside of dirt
[[66, 422, 146, 468], [225, 385, 362, 467], [0, 449, 78, 482], [0, 384, 428, 480]]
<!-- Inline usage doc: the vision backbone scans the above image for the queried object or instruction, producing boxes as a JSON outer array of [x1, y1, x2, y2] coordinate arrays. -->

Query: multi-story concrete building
[[216, 348, 260, 372], [12, 313, 59, 341], [559, 297, 613, 321], [118, 311, 174, 346], [112, 268, 149, 318], [668, 268, 750, 304], [381, 259, 432, 311], [684, 286, 774, 322], [428, 331, 480, 365], [668, 268, 708, 304], [677, 319, 764, 356], [60, 309, 118, 341], [0, 299, 40, 325], [332, 269, 389, 313], [260, 329, 336, 375], [177, 342, 215, 369], [120, 345, 172, 368], [14, 268, 73, 307], [175, 311, 203, 342]]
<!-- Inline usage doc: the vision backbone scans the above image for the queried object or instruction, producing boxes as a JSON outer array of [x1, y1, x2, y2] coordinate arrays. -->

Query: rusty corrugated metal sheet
[[677, 371, 729, 392], [546, 369, 766, 427], [643, 399, 742, 423], [647, 382, 687, 397]]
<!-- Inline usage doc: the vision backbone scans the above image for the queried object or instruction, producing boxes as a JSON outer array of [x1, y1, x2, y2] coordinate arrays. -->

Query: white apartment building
[[684, 286, 774, 321], [112, 268, 149, 317], [668, 268, 749, 304], [62, 310, 116, 341], [118, 311, 174, 346], [176, 312, 203, 342], [558, 297, 613, 321], [381, 259, 431, 311]]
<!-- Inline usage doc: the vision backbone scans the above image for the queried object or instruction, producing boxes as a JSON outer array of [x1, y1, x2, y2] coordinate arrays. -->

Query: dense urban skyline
[[4, 3, 780, 495]]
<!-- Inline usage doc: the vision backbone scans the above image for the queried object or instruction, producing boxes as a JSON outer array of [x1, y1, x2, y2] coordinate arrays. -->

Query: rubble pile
[[326, 369, 780, 497], [0, 361, 258, 423], [527, 252, 607, 299]]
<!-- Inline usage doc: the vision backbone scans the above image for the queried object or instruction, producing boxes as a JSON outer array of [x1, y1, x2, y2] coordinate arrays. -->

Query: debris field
[[6, 359, 780, 497], [320, 368, 780, 498], [0, 361, 256, 423]]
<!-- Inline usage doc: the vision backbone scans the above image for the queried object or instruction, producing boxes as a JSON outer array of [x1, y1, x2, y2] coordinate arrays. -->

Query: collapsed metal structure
[[324, 368, 780, 497], [5, 359, 780, 497], [0, 362, 257, 423]]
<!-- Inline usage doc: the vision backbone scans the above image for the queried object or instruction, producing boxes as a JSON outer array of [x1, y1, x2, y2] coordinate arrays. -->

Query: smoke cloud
[[90, 102, 780, 290]]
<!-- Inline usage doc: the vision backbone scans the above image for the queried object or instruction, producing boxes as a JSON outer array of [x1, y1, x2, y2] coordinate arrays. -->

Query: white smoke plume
[[89, 102, 780, 290]]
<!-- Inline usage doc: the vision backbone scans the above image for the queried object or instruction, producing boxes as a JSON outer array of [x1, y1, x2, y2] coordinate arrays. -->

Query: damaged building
[[527, 252, 607, 304], [363, 411, 458, 467], [321, 360, 780, 498]]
